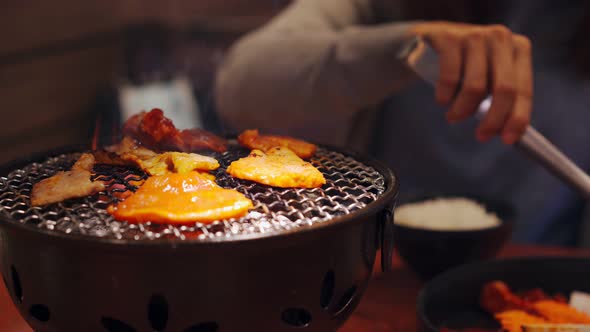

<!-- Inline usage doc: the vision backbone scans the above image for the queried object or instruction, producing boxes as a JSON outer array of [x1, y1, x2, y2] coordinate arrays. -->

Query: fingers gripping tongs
[[397, 36, 590, 199]]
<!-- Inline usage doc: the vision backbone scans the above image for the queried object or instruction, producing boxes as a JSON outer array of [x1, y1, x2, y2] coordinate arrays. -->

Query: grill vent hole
[[29, 304, 50, 322], [320, 270, 335, 309], [10, 265, 23, 303], [183, 322, 219, 332], [281, 308, 312, 328], [101, 317, 136, 332], [148, 294, 168, 331], [334, 285, 357, 316]]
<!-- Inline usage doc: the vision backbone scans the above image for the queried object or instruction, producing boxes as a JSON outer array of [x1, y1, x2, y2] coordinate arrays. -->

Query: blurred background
[[0, 0, 291, 164], [3, 1, 590, 248]]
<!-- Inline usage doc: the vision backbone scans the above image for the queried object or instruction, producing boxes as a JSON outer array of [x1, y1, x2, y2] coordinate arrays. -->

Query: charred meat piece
[[237, 129, 317, 159], [227, 147, 326, 188], [178, 128, 227, 153], [107, 171, 253, 224], [122, 108, 226, 152], [31, 153, 106, 206]]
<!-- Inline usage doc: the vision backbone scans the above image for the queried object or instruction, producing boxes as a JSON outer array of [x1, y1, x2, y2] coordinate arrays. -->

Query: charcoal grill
[[0, 143, 398, 332]]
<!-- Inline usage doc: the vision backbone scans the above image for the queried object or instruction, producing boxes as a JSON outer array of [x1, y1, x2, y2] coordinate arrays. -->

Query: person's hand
[[411, 22, 533, 145]]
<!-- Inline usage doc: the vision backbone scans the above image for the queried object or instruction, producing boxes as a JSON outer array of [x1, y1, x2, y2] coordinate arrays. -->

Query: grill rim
[[0, 144, 398, 247]]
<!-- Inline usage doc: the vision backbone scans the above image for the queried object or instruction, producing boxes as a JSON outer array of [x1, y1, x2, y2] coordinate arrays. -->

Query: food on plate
[[477, 281, 590, 332], [226, 147, 326, 188], [522, 289, 568, 303], [237, 129, 317, 159], [481, 281, 574, 315], [570, 292, 590, 316], [480, 281, 534, 314], [31, 153, 106, 206], [533, 301, 590, 324], [495, 310, 549, 332], [107, 171, 253, 224], [394, 197, 501, 230], [99, 136, 219, 176], [442, 324, 590, 332], [440, 328, 499, 332], [522, 323, 590, 332], [123, 108, 227, 153]]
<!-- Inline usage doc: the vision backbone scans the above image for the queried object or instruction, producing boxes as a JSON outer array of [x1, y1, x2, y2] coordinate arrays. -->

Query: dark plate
[[417, 257, 590, 332]]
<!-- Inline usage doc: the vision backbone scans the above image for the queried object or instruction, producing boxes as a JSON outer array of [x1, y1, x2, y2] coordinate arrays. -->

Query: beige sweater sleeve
[[215, 0, 418, 145]]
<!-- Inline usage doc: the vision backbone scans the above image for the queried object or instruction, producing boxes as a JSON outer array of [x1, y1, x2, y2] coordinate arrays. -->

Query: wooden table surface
[[2, 245, 589, 332]]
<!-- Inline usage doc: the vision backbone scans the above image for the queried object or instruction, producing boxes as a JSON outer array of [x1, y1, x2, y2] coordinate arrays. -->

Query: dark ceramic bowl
[[393, 194, 513, 280]]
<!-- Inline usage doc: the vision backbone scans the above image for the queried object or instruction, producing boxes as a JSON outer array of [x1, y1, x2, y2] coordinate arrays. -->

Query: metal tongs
[[398, 36, 590, 199]]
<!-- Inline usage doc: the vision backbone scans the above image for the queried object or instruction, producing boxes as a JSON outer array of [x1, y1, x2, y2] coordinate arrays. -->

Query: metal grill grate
[[0, 146, 386, 241]]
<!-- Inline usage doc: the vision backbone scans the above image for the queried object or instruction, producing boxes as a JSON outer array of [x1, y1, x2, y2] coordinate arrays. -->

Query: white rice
[[394, 197, 501, 231]]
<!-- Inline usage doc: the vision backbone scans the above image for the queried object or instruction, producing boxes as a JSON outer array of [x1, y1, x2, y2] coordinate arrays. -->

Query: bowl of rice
[[393, 195, 513, 280]]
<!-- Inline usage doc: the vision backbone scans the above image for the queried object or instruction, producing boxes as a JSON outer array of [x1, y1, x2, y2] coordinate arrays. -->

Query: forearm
[[214, 0, 418, 136], [215, 22, 418, 132]]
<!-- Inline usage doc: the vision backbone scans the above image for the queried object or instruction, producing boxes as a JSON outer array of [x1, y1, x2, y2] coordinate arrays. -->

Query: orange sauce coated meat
[[494, 310, 548, 332], [107, 172, 252, 224], [533, 301, 590, 324], [227, 147, 326, 188]]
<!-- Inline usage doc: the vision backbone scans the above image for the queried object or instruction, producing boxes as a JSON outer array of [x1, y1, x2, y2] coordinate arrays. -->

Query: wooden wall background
[[0, 0, 285, 163]]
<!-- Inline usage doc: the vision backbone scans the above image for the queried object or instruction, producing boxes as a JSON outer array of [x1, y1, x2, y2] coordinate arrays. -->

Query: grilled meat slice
[[100, 136, 219, 176], [139, 152, 219, 176], [237, 129, 317, 159], [31, 153, 106, 206], [227, 147, 325, 188]]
